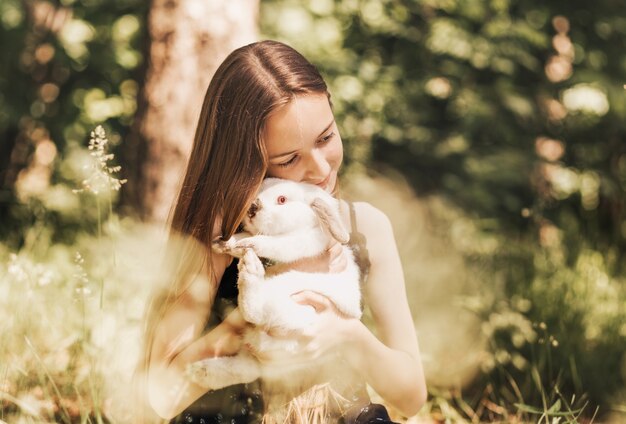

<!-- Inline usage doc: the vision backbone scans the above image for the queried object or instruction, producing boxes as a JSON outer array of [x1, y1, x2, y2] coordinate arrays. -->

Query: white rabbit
[[186, 178, 361, 390]]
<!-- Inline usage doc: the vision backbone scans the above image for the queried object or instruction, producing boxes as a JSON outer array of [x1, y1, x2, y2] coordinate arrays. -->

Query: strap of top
[[347, 201, 371, 284]]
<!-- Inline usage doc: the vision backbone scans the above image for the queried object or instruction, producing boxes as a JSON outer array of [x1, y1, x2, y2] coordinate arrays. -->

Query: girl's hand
[[244, 241, 353, 366], [207, 307, 250, 357], [325, 241, 348, 273], [247, 291, 359, 365]]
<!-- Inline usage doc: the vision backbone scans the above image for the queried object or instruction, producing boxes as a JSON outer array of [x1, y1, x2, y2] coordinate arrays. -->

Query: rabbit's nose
[[248, 200, 261, 218]]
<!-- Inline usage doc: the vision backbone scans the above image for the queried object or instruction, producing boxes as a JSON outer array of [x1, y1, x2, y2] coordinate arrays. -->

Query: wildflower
[[34, 264, 54, 286], [74, 125, 127, 194], [7, 253, 29, 283], [6, 253, 57, 291], [73, 252, 91, 298]]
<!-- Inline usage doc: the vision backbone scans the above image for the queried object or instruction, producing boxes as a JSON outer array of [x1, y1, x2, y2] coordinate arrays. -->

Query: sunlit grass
[[1, 218, 165, 423]]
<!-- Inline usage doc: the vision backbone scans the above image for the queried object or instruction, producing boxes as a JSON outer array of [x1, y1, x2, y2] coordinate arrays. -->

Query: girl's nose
[[305, 150, 331, 181]]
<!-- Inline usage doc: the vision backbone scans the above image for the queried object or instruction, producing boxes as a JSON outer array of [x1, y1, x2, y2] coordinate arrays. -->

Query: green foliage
[[460, 242, 625, 417], [0, 0, 147, 248], [0, 126, 152, 421]]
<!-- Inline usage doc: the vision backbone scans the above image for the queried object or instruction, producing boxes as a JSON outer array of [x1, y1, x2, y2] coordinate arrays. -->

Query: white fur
[[186, 178, 361, 390]]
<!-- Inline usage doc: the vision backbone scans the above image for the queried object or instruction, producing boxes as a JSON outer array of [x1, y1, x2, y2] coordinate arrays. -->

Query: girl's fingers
[[327, 241, 347, 273], [265, 326, 300, 338], [223, 307, 248, 331]]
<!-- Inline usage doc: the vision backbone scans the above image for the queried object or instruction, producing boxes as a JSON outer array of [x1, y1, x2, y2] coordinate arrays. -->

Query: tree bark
[[122, 0, 258, 222]]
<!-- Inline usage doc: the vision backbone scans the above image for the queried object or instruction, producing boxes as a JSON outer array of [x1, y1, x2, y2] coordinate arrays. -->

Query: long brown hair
[[174, 39, 329, 246], [135, 40, 330, 422]]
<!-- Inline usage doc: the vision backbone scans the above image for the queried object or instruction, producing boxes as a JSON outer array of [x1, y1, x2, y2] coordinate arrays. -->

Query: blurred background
[[1, 0, 625, 422]]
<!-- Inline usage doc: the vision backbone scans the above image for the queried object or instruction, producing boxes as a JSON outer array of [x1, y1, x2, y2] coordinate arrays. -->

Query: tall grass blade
[[23, 336, 72, 423]]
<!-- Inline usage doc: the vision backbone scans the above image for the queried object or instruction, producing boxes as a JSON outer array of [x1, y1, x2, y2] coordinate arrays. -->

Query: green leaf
[[548, 399, 562, 414]]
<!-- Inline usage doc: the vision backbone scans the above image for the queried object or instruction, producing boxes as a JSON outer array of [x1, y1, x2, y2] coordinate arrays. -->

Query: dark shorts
[[341, 401, 399, 424]]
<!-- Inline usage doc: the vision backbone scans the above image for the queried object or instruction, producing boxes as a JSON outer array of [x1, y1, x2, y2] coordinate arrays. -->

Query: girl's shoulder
[[353, 201, 391, 225], [340, 200, 393, 235]]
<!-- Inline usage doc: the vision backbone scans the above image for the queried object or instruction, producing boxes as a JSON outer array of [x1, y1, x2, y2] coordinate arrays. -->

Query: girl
[[136, 40, 427, 423]]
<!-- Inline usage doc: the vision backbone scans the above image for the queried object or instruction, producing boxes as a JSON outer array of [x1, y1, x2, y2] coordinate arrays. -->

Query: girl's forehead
[[263, 94, 334, 153]]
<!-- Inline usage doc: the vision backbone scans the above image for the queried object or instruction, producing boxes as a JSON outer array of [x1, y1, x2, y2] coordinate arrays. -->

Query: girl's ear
[[311, 197, 349, 244]]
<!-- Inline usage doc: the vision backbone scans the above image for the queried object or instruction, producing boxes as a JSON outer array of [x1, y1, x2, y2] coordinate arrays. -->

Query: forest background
[[1, 0, 625, 422]]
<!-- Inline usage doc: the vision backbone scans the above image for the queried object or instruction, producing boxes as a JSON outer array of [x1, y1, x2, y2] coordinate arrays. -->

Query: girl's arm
[[350, 201, 427, 414], [147, 253, 248, 419]]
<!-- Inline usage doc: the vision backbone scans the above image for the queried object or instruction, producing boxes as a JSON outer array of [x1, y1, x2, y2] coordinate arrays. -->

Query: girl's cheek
[[331, 145, 343, 167], [267, 166, 303, 182], [266, 167, 281, 179]]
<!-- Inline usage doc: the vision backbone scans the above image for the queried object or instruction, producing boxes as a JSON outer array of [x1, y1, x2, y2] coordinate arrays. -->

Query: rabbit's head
[[242, 178, 349, 243]]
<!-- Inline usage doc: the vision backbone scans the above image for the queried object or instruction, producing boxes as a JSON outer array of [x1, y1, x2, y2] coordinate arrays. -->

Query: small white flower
[[73, 251, 91, 298], [74, 125, 127, 194], [7, 253, 30, 284]]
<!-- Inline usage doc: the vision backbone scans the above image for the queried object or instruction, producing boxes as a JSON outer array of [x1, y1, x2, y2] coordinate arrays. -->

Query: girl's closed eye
[[319, 132, 334, 144], [278, 155, 298, 167]]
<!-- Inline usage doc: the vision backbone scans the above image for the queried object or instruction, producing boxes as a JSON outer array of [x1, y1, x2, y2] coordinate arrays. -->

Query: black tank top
[[169, 258, 264, 424], [170, 202, 371, 424]]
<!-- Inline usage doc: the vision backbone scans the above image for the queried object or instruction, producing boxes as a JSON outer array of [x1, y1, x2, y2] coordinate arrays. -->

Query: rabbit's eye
[[277, 196, 287, 205]]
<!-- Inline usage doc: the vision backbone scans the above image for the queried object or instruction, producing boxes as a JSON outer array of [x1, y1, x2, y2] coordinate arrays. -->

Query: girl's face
[[264, 94, 343, 194]]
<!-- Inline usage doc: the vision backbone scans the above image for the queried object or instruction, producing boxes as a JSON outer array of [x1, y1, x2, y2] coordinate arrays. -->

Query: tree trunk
[[122, 0, 258, 222]]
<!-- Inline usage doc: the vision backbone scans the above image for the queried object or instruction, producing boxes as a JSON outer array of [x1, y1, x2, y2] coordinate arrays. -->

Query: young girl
[[136, 40, 427, 423]]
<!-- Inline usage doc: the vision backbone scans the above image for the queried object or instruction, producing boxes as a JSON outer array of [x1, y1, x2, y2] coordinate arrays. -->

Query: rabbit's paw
[[212, 237, 245, 257], [212, 237, 234, 253], [239, 249, 265, 278], [235, 236, 277, 258], [186, 359, 214, 387], [186, 356, 260, 390], [235, 239, 260, 253]]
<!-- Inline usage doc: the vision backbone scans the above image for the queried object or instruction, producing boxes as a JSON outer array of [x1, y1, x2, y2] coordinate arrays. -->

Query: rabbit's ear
[[311, 197, 350, 244]]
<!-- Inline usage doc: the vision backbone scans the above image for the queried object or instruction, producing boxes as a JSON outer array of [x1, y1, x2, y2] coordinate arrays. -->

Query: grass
[[1, 218, 160, 423]]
